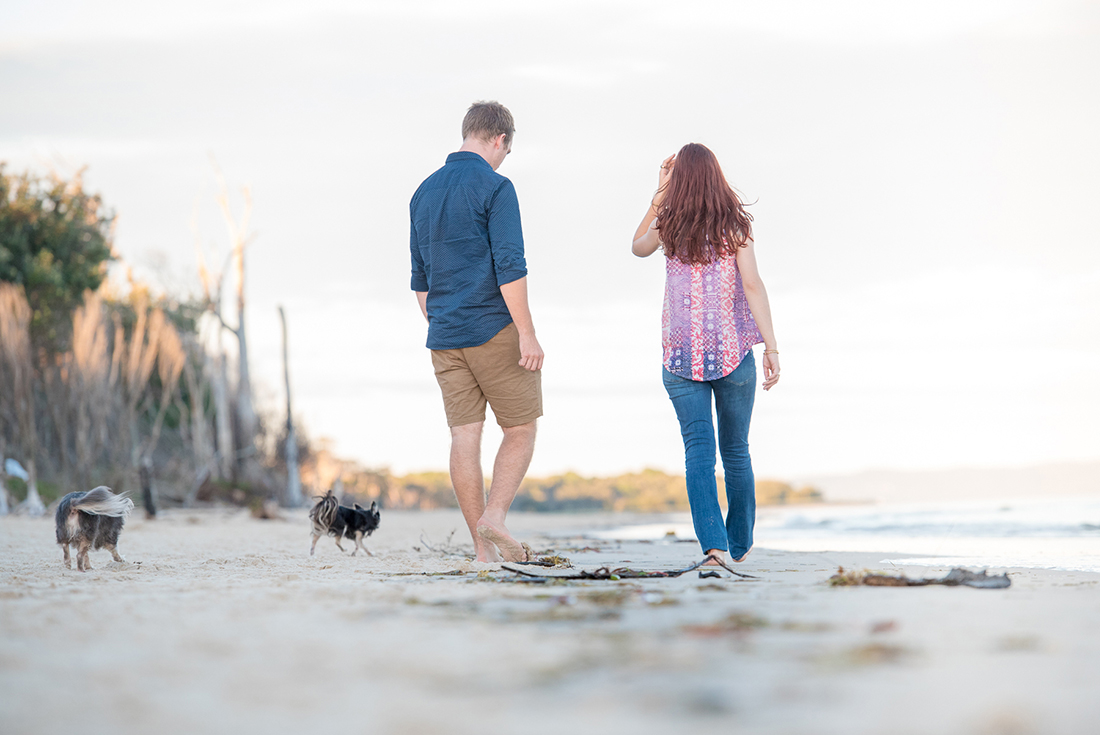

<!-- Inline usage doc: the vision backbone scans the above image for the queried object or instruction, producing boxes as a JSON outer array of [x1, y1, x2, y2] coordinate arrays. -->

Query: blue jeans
[[662, 356, 756, 557]]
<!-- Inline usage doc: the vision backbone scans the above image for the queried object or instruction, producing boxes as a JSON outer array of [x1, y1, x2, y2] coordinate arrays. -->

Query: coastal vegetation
[[0, 165, 297, 516], [0, 164, 820, 516]]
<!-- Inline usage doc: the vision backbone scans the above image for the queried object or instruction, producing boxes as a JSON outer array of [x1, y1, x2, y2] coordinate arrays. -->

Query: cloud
[[0, 0, 605, 48], [511, 59, 662, 89], [0, 137, 179, 165], [635, 0, 1084, 46]]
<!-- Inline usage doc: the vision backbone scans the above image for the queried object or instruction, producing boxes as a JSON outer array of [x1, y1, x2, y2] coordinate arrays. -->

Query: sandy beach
[[1, 507, 1098, 735]]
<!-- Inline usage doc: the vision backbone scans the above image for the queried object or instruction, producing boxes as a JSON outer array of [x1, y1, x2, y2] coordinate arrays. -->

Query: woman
[[632, 143, 780, 565]]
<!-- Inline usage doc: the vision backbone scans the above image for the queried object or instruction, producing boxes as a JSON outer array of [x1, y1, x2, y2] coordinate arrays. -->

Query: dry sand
[[1, 507, 1098, 735]]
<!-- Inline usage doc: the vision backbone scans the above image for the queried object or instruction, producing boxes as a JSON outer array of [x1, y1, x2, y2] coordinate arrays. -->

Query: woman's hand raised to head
[[634, 154, 676, 256], [653, 154, 676, 208]]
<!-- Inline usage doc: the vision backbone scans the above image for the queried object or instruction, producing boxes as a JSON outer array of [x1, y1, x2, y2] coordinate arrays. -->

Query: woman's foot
[[732, 546, 753, 563], [703, 549, 727, 566]]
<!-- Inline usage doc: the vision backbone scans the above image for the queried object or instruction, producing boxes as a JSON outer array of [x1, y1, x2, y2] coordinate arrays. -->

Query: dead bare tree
[[193, 226, 235, 482], [0, 283, 45, 515], [191, 158, 268, 489], [278, 305, 302, 507], [181, 333, 216, 505], [210, 160, 259, 476], [208, 334, 235, 478], [135, 315, 186, 517]]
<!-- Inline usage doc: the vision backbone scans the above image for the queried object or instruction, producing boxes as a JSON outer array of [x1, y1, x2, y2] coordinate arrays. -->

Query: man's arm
[[410, 201, 429, 320], [415, 291, 428, 322], [486, 180, 542, 371], [499, 277, 544, 372]]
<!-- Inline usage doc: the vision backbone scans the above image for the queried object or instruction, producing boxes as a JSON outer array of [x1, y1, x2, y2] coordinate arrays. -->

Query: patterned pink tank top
[[662, 252, 763, 381]]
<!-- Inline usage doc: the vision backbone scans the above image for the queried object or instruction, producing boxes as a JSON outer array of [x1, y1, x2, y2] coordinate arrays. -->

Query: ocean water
[[592, 495, 1100, 574]]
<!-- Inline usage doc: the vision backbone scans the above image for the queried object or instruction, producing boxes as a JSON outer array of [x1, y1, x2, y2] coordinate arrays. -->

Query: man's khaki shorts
[[431, 322, 543, 428]]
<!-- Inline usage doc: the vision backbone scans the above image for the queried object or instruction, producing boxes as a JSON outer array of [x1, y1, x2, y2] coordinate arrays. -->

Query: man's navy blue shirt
[[410, 151, 527, 350]]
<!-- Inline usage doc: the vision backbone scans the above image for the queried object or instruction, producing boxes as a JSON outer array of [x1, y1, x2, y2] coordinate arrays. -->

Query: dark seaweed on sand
[[829, 567, 1010, 589]]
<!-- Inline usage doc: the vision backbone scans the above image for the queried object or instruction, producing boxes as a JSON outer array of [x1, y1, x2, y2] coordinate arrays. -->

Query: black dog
[[309, 490, 380, 557], [55, 486, 134, 571]]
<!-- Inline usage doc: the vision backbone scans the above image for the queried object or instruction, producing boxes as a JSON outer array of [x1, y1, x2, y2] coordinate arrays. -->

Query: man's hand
[[499, 277, 544, 371], [518, 331, 544, 372]]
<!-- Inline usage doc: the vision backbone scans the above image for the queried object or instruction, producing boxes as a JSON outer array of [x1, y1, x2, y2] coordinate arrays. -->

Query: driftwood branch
[[417, 530, 469, 557], [502, 555, 758, 580]]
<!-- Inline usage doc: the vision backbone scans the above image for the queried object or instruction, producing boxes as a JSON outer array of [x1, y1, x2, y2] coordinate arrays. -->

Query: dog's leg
[[310, 532, 321, 556], [106, 544, 124, 563], [77, 541, 91, 572], [352, 530, 362, 557], [61, 543, 71, 569], [334, 537, 347, 553], [354, 531, 374, 557]]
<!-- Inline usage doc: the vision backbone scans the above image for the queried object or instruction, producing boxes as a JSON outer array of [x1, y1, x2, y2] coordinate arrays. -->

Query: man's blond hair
[[462, 101, 515, 145]]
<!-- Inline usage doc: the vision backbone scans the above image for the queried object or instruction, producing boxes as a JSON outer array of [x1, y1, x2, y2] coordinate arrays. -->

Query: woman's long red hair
[[655, 143, 753, 264]]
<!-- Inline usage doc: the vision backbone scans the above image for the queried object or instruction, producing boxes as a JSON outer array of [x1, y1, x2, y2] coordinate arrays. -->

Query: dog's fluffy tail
[[70, 486, 134, 517], [309, 489, 339, 534]]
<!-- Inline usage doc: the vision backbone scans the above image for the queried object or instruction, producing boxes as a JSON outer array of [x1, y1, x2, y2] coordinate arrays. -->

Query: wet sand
[[1, 508, 1097, 735]]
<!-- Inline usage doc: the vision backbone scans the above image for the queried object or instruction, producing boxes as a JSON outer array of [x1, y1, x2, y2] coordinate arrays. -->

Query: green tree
[[0, 165, 115, 348]]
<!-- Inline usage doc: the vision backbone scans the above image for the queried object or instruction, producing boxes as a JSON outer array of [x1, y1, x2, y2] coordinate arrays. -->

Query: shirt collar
[[446, 151, 492, 168]]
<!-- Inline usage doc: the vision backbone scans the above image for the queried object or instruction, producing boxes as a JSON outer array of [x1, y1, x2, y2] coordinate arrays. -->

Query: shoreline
[[1, 508, 1097, 734]]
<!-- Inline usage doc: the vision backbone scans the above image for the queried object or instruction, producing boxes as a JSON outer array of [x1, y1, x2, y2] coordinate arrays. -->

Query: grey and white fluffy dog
[[55, 486, 134, 571]]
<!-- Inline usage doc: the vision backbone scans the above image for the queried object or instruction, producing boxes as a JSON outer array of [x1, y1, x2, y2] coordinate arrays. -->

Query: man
[[410, 101, 544, 563]]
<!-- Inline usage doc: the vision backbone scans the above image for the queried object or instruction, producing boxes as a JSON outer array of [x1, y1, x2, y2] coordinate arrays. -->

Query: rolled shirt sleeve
[[410, 215, 429, 292], [487, 180, 527, 287]]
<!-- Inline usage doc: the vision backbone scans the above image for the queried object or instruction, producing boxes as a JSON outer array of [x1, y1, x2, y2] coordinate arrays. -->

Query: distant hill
[[326, 466, 824, 512], [796, 460, 1100, 504], [511, 471, 822, 513]]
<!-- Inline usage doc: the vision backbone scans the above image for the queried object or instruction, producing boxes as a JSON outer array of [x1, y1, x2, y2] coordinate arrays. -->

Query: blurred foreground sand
[[1, 508, 1097, 735]]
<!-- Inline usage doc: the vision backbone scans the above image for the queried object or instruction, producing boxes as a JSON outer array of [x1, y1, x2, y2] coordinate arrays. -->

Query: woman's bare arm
[[632, 216, 661, 257], [736, 240, 781, 390], [632, 154, 675, 257]]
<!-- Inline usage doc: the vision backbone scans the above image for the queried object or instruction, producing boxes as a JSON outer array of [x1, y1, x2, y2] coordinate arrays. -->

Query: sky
[[1, 0, 1098, 481]]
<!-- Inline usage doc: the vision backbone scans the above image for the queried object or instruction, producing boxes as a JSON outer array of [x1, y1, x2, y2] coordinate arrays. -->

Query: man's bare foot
[[732, 546, 753, 563], [475, 541, 503, 563], [476, 518, 529, 562], [703, 549, 726, 566]]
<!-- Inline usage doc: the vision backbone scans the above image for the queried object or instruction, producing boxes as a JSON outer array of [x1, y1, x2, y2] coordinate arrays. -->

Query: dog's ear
[[354, 503, 363, 510], [370, 501, 378, 512]]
